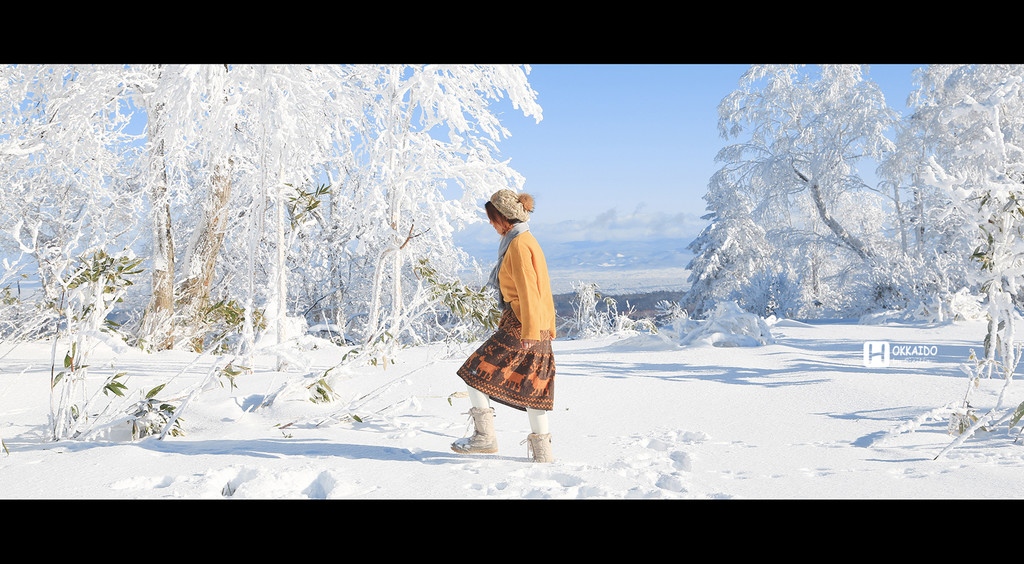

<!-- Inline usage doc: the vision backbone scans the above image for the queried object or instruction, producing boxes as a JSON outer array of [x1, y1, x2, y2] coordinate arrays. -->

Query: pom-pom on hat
[[490, 189, 534, 223]]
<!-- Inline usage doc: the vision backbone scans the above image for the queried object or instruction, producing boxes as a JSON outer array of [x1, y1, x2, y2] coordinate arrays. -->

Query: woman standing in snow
[[452, 189, 557, 463]]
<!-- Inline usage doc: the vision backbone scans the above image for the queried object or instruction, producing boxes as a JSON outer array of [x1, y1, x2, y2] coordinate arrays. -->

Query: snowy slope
[[1, 317, 1022, 499]]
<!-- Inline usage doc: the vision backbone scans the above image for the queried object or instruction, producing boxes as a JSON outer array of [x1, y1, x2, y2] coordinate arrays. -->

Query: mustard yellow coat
[[498, 231, 557, 341]]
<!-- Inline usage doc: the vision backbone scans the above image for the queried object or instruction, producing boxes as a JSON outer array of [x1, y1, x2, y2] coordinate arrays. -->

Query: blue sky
[[457, 64, 924, 262]]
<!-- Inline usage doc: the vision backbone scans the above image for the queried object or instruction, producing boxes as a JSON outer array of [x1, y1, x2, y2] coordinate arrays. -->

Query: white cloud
[[532, 205, 705, 244]]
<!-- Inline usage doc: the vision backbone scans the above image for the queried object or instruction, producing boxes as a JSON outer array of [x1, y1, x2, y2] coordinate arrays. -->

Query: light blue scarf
[[487, 222, 530, 308]]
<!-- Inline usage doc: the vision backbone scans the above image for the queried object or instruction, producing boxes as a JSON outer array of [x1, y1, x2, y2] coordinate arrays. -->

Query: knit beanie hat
[[490, 190, 534, 223]]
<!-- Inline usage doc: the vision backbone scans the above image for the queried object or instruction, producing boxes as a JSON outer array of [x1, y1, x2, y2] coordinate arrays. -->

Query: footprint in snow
[[456, 427, 714, 499], [627, 428, 711, 497], [216, 465, 357, 499]]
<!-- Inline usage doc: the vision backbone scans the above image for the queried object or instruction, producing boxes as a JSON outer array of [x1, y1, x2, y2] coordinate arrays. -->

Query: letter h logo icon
[[863, 341, 890, 367]]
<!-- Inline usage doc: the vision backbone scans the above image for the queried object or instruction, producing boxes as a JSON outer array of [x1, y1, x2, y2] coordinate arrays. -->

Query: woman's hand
[[521, 330, 552, 350], [520, 339, 539, 350]]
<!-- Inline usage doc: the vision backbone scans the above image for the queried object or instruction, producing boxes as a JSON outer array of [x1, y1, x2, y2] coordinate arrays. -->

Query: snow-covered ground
[[2, 316, 1022, 499]]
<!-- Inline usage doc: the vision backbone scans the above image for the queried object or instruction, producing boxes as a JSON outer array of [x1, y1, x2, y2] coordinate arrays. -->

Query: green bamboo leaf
[[1010, 400, 1024, 428], [146, 383, 166, 399], [104, 381, 127, 397]]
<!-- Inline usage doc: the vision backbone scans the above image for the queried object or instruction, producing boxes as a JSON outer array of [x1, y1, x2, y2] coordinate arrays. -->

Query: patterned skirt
[[457, 308, 556, 412]]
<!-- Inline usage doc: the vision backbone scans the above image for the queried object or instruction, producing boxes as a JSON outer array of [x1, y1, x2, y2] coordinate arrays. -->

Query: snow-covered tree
[[0, 63, 543, 442], [325, 65, 541, 349], [0, 64, 542, 364], [717, 65, 899, 260], [682, 185, 773, 317], [871, 66, 979, 316], [0, 65, 155, 439], [907, 65, 1024, 455], [693, 64, 911, 317], [0, 64, 144, 337]]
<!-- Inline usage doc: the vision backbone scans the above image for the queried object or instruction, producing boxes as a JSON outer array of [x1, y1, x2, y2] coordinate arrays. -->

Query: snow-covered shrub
[[566, 281, 658, 339], [129, 387, 184, 440], [733, 268, 803, 318], [853, 255, 936, 316], [50, 250, 144, 441], [612, 312, 658, 335], [655, 299, 688, 326], [413, 258, 500, 342], [569, 281, 607, 338], [196, 298, 267, 354], [912, 288, 986, 323], [677, 301, 775, 347], [0, 279, 52, 342]]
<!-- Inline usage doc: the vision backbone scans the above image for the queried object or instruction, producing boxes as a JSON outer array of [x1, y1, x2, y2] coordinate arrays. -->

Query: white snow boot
[[525, 432, 553, 463], [451, 407, 498, 454]]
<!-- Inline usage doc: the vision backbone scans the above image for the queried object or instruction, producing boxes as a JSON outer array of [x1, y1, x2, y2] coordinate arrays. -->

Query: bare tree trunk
[[912, 173, 926, 258], [274, 164, 287, 369], [794, 166, 874, 261], [809, 180, 873, 260], [388, 207, 404, 341], [178, 156, 234, 351], [892, 182, 909, 257], [142, 98, 175, 350]]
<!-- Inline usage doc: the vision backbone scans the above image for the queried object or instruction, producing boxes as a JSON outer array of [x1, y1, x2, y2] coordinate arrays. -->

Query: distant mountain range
[[542, 237, 690, 270], [456, 229, 693, 295]]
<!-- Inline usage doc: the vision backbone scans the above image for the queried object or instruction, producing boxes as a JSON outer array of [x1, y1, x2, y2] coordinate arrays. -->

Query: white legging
[[467, 385, 549, 435]]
